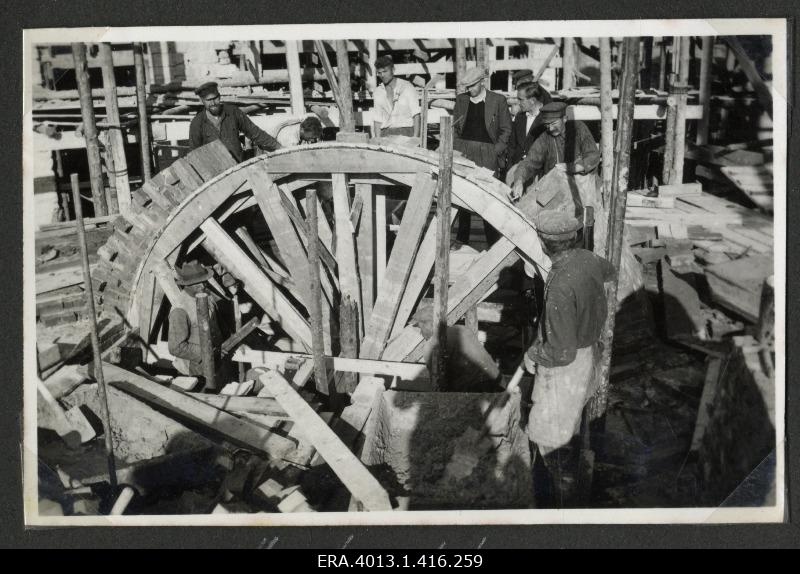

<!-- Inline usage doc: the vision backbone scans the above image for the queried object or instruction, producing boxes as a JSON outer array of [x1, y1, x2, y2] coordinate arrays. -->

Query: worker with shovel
[[523, 210, 615, 507]]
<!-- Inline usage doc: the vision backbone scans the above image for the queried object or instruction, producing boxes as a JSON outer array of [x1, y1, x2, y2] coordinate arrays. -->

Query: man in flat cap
[[452, 66, 512, 245], [189, 81, 282, 162], [168, 260, 226, 389], [509, 101, 600, 203], [372, 55, 421, 138], [523, 210, 615, 507]]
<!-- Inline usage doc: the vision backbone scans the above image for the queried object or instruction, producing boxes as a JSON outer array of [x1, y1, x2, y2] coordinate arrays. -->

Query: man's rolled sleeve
[[235, 107, 282, 152]]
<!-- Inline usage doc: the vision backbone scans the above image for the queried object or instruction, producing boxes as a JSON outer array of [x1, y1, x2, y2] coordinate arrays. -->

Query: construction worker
[[372, 55, 421, 138], [523, 210, 615, 506], [189, 81, 282, 162], [452, 66, 512, 245], [509, 102, 600, 202], [168, 261, 225, 385]]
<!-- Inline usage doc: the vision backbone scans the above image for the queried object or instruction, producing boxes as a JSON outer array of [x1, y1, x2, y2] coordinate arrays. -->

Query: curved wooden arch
[[94, 140, 550, 365]]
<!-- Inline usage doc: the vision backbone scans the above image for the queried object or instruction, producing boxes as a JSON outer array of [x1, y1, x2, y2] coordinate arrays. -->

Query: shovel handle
[[505, 364, 526, 395]]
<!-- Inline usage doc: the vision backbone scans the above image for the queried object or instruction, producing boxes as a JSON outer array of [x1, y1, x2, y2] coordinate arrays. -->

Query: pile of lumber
[[625, 182, 773, 326]]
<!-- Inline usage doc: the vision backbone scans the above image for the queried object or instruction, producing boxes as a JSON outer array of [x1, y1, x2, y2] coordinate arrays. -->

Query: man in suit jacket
[[452, 67, 512, 244], [506, 81, 553, 183]]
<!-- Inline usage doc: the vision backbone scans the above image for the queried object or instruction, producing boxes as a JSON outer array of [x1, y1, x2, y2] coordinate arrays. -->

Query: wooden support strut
[[590, 36, 640, 421], [431, 116, 453, 391], [133, 42, 153, 182], [99, 43, 131, 215], [72, 43, 108, 216], [306, 187, 333, 398], [599, 38, 614, 205]]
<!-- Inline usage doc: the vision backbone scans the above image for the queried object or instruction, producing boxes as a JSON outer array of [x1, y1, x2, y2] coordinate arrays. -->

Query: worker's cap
[[540, 102, 567, 123], [512, 69, 535, 87], [175, 260, 213, 286], [535, 210, 582, 240], [194, 81, 220, 99], [461, 66, 487, 88], [375, 55, 394, 69]]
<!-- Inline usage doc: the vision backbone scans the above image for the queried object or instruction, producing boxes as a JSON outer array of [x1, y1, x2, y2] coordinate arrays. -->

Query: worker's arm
[[567, 122, 601, 175], [168, 308, 203, 363], [234, 107, 282, 152], [526, 287, 578, 368], [188, 115, 204, 150], [510, 136, 546, 199], [413, 114, 421, 138]]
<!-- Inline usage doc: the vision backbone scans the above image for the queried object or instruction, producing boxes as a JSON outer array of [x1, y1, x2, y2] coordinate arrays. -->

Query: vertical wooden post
[[670, 36, 691, 184], [71, 43, 108, 216], [420, 82, 429, 148], [133, 42, 152, 182], [562, 37, 576, 90], [196, 292, 217, 391], [658, 37, 667, 92], [285, 40, 306, 116], [306, 187, 332, 398], [590, 36, 640, 421], [69, 173, 117, 493], [696, 36, 714, 145], [232, 290, 246, 382], [99, 43, 130, 215], [642, 37, 654, 90], [600, 38, 614, 205], [160, 41, 171, 84], [662, 91, 678, 185], [431, 116, 453, 392], [366, 39, 378, 92], [454, 38, 467, 92], [356, 184, 375, 322], [376, 190, 387, 291], [335, 40, 355, 132], [101, 134, 119, 214], [476, 38, 489, 74]]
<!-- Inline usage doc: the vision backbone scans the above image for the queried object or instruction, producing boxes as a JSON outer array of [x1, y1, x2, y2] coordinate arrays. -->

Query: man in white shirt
[[372, 55, 421, 138]]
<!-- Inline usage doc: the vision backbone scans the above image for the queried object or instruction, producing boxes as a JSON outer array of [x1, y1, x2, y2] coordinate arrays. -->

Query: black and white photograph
[[22, 19, 786, 526]]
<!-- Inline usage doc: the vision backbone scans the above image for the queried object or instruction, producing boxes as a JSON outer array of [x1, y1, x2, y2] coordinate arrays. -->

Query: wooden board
[[101, 363, 297, 455], [627, 194, 676, 208], [187, 393, 288, 417], [356, 183, 375, 323], [690, 358, 722, 453], [331, 173, 363, 314], [361, 172, 436, 359], [200, 219, 313, 349], [705, 254, 773, 323], [257, 369, 392, 511], [233, 347, 429, 381]]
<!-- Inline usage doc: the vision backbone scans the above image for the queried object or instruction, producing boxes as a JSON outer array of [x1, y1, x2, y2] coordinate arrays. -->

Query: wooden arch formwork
[[93, 140, 552, 375]]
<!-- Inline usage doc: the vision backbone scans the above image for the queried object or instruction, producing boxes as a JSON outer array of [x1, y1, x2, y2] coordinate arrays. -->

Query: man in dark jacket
[[189, 81, 282, 162], [506, 81, 552, 180], [523, 210, 615, 507], [452, 67, 512, 245]]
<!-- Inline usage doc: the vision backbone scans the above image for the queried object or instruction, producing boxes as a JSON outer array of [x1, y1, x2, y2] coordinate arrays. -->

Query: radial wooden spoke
[[350, 184, 368, 230], [382, 237, 521, 362], [356, 183, 375, 323], [331, 173, 362, 313], [375, 188, 387, 291], [234, 226, 297, 292], [277, 184, 339, 277], [200, 218, 313, 351], [360, 172, 437, 360], [390, 208, 459, 339]]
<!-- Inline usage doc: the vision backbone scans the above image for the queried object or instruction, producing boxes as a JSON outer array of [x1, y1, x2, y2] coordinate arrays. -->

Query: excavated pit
[[361, 390, 533, 510]]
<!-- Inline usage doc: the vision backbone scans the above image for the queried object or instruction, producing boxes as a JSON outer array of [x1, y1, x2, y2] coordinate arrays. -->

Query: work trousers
[[453, 137, 503, 246]]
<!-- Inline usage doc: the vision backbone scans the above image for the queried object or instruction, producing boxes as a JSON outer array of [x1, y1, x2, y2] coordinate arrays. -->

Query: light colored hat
[[461, 67, 487, 88], [535, 210, 582, 240]]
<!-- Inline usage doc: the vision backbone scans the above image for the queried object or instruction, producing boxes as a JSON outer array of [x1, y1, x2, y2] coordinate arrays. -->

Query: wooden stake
[[99, 43, 131, 215], [658, 38, 667, 92], [232, 290, 246, 382], [306, 188, 333, 398], [133, 42, 152, 181], [420, 82, 429, 148], [590, 36, 640, 421], [696, 36, 714, 145], [642, 37, 654, 90], [71, 43, 108, 216], [662, 91, 677, 185], [335, 40, 355, 132], [476, 38, 488, 73], [599, 38, 614, 206], [562, 37, 576, 90], [366, 39, 378, 92], [69, 173, 117, 494], [195, 292, 217, 391], [285, 40, 306, 116], [431, 116, 453, 391], [454, 38, 467, 91]]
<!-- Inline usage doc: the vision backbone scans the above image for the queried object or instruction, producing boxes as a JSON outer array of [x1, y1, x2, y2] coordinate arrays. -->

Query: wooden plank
[[350, 183, 367, 231], [277, 184, 339, 275], [383, 238, 520, 362], [357, 182, 375, 323], [183, 139, 237, 180], [360, 172, 436, 359], [331, 173, 363, 317], [200, 219, 313, 349], [657, 182, 703, 197], [233, 347, 429, 381], [705, 254, 773, 323], [376, 188, 387, 292], [625, 207, 742, 225], [187, 393, 288, 417], [690, 358, 722, 452], [627, 194, 676, 208], [101, 363, 296, 455], [389, 210, 459, 339], [256, 369, 392, 511], [306, 187, 332, 397], [232, 226, 297, 291]]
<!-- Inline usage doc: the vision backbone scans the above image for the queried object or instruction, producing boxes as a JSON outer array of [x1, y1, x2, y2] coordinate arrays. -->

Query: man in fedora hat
[[509, 101, 600, 202], [189, 81, 282, 162], [452, 66, 512, 245], [168, 260, 225, 383], [372, 55, 421, 138], [522, 210, 615, 506]]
